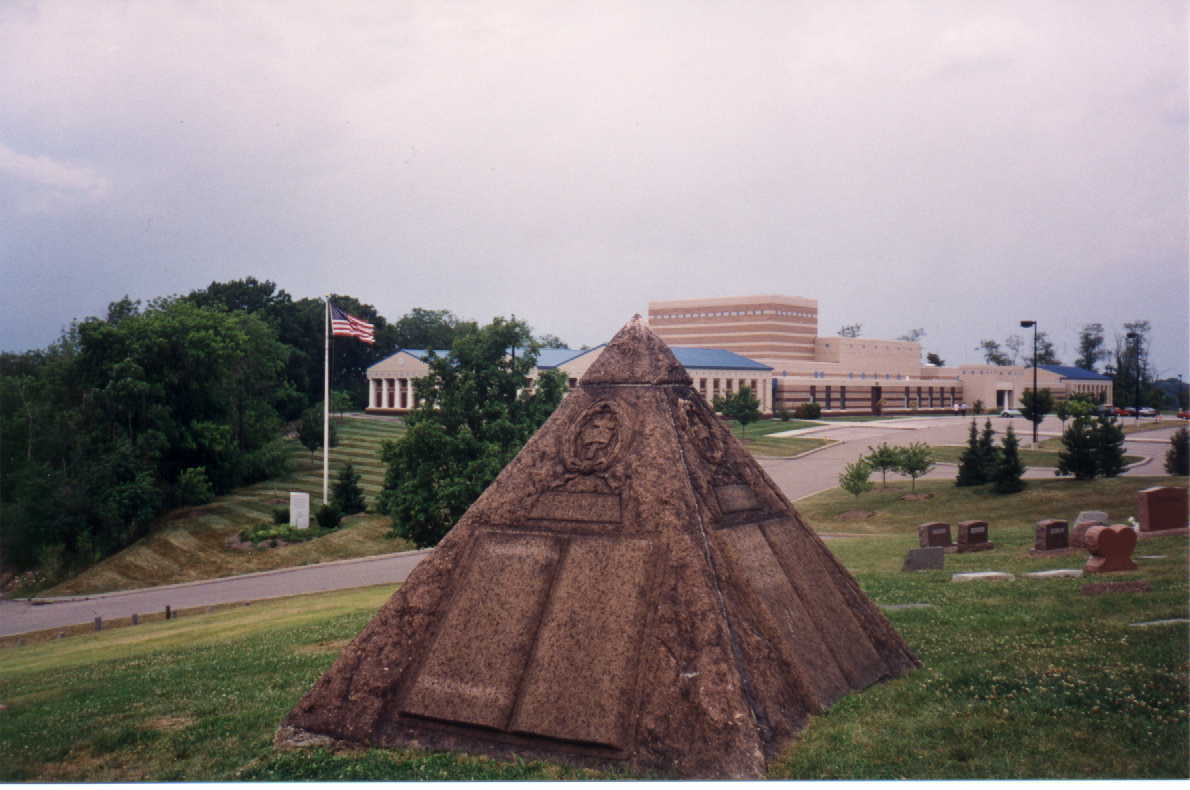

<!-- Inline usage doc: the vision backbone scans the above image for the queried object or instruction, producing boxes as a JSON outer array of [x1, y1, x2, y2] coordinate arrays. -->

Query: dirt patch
[[837, 510, 876, 521], [899, 493, 934, 502], [146, 715, 196, 732], [1080, 580, 1151, 596], [293, 638, 350, 655], [223, 535, 291, 552]]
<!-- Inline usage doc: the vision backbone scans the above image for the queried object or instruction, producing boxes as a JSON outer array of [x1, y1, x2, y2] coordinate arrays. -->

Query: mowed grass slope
[[2, 475, 1185, 780], [45, 417, 413, 597]]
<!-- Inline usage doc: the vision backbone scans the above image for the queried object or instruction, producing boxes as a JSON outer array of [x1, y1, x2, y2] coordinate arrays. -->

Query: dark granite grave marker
[[917, 521, 952, 548], [1034, 519, 1069, 551], [1137, 486, 1188, 533], [275, 317, 919, 780], [902, 546, 944, 571], [956, 520, 993, 553]]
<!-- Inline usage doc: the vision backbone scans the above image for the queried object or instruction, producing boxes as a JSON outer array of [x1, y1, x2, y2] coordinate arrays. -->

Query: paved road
[[2, 416, 1175, 639], [0, 549, 430, 639]]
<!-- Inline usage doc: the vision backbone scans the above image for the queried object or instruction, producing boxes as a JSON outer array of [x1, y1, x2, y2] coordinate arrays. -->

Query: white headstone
[[290, 492, 310, 529]]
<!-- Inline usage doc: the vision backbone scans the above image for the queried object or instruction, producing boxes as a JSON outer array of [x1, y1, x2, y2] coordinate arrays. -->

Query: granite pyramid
[[276, 316, 919, 778]]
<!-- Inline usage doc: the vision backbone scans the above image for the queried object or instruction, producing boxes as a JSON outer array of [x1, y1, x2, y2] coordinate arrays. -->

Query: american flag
[[330, 303, 375, 344]]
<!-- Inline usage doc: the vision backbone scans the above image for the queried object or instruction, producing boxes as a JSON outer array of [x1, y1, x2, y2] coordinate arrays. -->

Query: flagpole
[[323, 296, 330, 505]]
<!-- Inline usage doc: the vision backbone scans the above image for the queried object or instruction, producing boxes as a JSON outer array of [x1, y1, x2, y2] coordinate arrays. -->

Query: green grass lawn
[[42, 417, 413, 597], [722, 419, 834, 457], [2, 475, 1185, 780], [927, 444, 1143, 468]]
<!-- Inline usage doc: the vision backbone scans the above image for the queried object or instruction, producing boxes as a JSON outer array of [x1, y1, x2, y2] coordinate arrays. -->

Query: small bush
[[332, 463, 367, 515], [316, 503, 342, 529], [973, 399, 984, 415], [176, 467, 215, 506], [272, 507, 290, 525], [776, 407, 792, 422], [794, 402, 822, 419], [1165, 427, 1189, 475], [838, 459, 873, 497]]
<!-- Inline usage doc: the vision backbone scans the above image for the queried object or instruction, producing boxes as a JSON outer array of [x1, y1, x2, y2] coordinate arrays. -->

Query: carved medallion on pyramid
[[276, 316, 919, 779]]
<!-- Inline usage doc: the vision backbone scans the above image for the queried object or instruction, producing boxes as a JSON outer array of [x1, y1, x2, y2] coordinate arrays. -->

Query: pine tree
[[992, 424, 1026, 493], [955, 420, 986, 486], [977, 419, 1000, 480], [1056, 416, 1097, 479], [332, 462, 367, 515], [1092, 416, 1126, 478], [1166, 427, 1189, 476]]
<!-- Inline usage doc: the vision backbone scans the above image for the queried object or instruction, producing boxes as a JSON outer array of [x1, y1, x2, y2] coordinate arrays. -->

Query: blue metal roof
[[533, 346, 601, 368], [1038, 364, 1111, 381], [670, 347, 773, 371]]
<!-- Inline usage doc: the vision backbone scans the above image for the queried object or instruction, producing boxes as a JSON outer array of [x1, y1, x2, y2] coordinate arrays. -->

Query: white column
[[381, 378, 390, 409], [369, 378, 378, 409]]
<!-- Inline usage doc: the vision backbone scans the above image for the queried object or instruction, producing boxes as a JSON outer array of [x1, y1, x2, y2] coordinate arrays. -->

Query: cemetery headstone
[[956, 520, 993, 553], [1071, 510, 1108, 548], [290, 492, 310, 530], [1082, 524, 1138, 574], [1034, 519, 1070, 552], [1137, 486, 1188, 533], [917, 521, 953, 549], [902, 546, 944, 572], [275, 316, 920, 780]]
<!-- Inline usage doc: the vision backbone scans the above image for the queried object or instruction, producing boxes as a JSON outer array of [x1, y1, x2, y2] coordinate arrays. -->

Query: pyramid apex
[[580, 315, 692, 386]]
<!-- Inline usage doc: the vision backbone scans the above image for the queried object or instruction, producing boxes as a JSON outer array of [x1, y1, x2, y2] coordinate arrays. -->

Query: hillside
[[42, 416, 413, 597]]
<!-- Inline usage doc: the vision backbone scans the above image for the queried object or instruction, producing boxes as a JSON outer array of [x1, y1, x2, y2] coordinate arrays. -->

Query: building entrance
[[870, 385, 883, 415]]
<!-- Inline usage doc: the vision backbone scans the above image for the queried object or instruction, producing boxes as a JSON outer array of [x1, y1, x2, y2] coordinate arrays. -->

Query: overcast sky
[[2, 1, 1186, 376]]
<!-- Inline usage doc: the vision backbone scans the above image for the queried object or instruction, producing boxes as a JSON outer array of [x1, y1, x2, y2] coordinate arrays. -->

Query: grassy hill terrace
[[43, 416, 413, 597]]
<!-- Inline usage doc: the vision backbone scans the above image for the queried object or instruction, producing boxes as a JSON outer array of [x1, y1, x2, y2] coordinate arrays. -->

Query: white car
[[1137, 407, 1158, 417], [1000, 408, 1023, 418]]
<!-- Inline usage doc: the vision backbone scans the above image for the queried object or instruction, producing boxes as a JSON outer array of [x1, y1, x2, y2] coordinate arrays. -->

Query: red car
[[1112, 406, 1135, 417], [1178, 409, 1190, 420]]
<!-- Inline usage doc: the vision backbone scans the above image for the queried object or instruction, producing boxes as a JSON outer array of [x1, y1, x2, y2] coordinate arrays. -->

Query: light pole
[[1020, 320, 1038, 445], [1126, 331, 1140, 423]]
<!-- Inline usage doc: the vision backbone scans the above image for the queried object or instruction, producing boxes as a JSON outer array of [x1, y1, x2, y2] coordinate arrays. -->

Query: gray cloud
[[1, 1, 1185, 375]]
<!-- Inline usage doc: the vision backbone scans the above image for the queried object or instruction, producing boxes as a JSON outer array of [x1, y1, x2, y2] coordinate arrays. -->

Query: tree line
[[0, 277, 565, 578]]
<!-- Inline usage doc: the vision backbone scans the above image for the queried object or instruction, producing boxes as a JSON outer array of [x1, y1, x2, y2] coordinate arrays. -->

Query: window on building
[[825, 385, 832, 409], [841, 386, 847, 409], [810, 384, 816, 403]]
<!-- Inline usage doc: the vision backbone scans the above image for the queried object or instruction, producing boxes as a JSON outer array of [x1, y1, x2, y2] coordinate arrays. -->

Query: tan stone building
[[366, 345, 775, 414], [647, 294, 1112, 415]]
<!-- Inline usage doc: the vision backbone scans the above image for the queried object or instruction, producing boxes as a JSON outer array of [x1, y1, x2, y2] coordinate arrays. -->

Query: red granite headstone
[[274, 317, 919, 779], [956, 520, 993, 553], [917, 522, 952, 548], [1137, 486, 1188, 533], [1082, 525, 1138, 574]]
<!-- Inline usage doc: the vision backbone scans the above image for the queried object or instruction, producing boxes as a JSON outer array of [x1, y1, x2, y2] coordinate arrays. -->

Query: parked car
[[1112, 406, 1135, 417], [1178, 409, 1190, 420], [1000, 408, 1023, 418], [1137, 407, 1158, 417]]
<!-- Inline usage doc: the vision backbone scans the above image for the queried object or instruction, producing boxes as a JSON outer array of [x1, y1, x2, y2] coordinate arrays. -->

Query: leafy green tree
[[955, 420, 987, 487], [536, 333, 568, 349], [865, 442, 901, 488], [1019, 388, 1053, 436], [1166, 427, 1189, 476], [332, 462, 367, 515], [1054, 399, 1072, 432], [175, 467, 215, 506], [714, 386, 761, 432], [1074, 323, 1108, 372], [378, 317, 566, 547], [838, 323, 862, 338], [1024, 331, 1061, 366], [390, 307, 475, 351], [1110, 320, 1153, 409], [992, 424, 1026, 493], [926, 352, 945, 366], [838, 459, 873, 498], [978, 339, 1010, 366], [896, 443, 934, 491]]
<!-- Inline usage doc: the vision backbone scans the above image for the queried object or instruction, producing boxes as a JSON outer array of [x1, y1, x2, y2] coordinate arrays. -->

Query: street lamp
[[1126, 331, 1140, 423], [1020, 320, 1038, 445]]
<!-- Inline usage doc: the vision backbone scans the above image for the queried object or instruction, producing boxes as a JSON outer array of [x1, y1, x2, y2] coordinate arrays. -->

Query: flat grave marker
[[951, 571, 1014, 582], [902, 547, 944, 572]]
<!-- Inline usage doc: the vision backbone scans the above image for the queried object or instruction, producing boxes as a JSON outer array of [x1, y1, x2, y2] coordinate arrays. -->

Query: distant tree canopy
[[838, 323, 863, 338], [1, 279, 568, 580]]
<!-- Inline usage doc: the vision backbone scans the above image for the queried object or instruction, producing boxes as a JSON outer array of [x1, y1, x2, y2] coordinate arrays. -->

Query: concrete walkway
[[0, 549, 431, 638]]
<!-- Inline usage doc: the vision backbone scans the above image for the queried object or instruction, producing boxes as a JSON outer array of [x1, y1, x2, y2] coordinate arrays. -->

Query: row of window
[[654, 309, 815, 320], [787, 385, 960, 410]]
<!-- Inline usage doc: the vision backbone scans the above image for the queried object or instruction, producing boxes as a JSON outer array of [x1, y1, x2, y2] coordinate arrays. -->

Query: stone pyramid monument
[[276, 316, 919, 779]]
